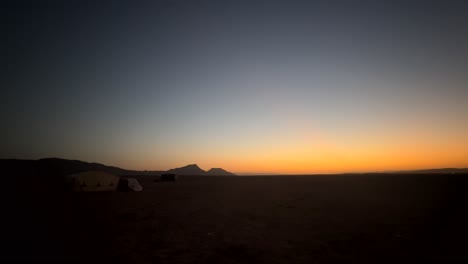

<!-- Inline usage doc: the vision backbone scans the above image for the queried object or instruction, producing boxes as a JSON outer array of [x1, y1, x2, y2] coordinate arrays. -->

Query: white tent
[[127, 178, 143, 192], [67, 171, 119, 192], [117, 178, 143, 192]]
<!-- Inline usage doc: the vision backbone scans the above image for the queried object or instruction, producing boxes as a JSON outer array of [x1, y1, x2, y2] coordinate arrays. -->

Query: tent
[[67, 171, 120, 192], [117, 177, 143, 192], [127, 178, 143, 192]]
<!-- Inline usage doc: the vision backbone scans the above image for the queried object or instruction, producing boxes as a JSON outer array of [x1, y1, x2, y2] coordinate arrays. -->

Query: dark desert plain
[[3, 160, 468, 263]]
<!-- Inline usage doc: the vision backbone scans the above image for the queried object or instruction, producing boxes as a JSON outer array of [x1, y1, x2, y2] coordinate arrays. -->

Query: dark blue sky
[[2, 0, 468, 172]]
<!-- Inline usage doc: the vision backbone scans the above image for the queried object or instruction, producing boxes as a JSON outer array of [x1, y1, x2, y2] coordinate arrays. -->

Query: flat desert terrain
[[4, 174, 468, 263]]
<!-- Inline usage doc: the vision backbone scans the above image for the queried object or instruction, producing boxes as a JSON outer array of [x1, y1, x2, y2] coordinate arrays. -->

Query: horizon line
[[2, 157, 468, 175]]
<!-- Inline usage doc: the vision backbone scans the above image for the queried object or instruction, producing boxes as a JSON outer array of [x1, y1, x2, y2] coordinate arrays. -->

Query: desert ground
[[4, 174, 468, 263]]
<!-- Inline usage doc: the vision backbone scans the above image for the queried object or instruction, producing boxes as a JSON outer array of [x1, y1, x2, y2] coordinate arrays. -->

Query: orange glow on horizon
[[101, 107, 468, 174], [117, 130, 468, 174]]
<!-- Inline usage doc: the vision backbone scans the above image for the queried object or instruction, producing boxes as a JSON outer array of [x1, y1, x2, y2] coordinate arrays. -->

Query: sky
[[2, 0, 468, 174]]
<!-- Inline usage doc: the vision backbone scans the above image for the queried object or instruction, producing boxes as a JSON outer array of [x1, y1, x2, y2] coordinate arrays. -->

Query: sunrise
[[3, 0, 468, 262]]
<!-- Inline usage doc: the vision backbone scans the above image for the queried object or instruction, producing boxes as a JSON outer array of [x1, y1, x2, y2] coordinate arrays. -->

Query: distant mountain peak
[[165, 164, 236, 176], [206, 168, 235, 176], [2, 157, 236, 177], [178, 164, 203, 170], [166, 164, 206, 175]]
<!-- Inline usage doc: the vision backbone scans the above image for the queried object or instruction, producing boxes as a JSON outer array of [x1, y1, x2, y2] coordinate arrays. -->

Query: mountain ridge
[[2, 158, 467, 177], [166, 164, 206, 175], [206, 167, 236, 176], [0, 158, 236, 176], [166, 164, 236, 176]]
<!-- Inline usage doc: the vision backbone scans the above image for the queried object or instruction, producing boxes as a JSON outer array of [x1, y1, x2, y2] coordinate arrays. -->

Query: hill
[[165, 164, 237, 176], [166, 164, 206, 175], [0, 158, 236, 178], [35, 158, 166, 176], [1, 158, 164, 179], [206, 168, 236, 176], [401, 168, 468, 174]]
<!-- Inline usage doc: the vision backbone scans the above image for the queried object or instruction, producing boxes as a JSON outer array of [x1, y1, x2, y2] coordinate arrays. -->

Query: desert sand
[[4, 174, 468, 263]]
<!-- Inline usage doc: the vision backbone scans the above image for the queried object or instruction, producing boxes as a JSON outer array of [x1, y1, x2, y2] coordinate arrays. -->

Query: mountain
[[0, 158, 164, 178], [38, 158, 133, 175], [1, 158, 236, 177], [165, 164, 236, 176], [206, 168, 236, 176], [166, 164, 207, 175], [2, 157, 466, 178], [37, 158, 167, 176]]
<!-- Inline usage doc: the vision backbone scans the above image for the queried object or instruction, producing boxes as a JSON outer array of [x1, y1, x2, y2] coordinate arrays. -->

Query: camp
[[67, 171, 120, 192]]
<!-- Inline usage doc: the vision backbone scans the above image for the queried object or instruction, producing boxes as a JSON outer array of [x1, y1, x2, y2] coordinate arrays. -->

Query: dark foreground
[[4, 174, 468, 263]]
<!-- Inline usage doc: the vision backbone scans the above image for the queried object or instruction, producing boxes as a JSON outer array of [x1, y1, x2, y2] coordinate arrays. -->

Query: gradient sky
[[2, 0, 468, 174]]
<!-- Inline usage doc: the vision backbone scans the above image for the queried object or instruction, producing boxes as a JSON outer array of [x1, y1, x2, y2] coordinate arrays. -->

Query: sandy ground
[[4, 174, 468, 263]]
